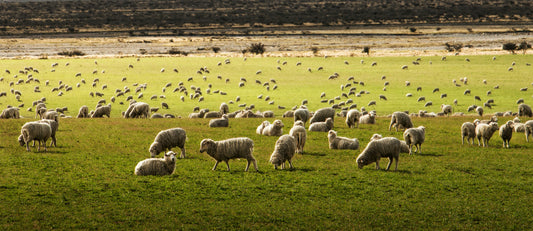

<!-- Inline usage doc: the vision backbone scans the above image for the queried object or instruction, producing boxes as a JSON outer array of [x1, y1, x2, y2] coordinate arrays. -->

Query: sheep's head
[[164, 151, 177, 162], [199, 139, 214, 153], [149, 142, 162, 157], [370, 133, 383, 141], [18, 135, 25, 146], [328, 130, 337, 140], [273, 120, 284, 128], [356, 156, 368, 169], [489, 122, 499, 131], [293, 120, 304, 127]]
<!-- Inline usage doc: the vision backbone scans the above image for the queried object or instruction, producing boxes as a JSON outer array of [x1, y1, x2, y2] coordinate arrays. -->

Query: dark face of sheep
[[149, 142, 161, 157], [199, 139, 214, 153], [18, 135, 25, 146], [357, 158, 367, 169]]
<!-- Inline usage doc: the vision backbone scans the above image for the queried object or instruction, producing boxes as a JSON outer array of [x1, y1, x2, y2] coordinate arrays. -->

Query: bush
[[444, 42, 463, 52], [168, 48, 188, 56], [362, 46, 370, 55], [517, 41, 531, 54], [212, 47, 221, 53], [247, 43, 265, 55], [502, 42, 518, 54], [57, 50, 85, 56], [310, 47, 319, 55]]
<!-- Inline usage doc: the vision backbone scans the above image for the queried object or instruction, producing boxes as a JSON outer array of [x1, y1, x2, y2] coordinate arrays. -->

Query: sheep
[[518, 104, 532, 117], [262, 111, 274, 118], [149, 128, 187, 158], [309, 118, 334, 132], [125, 102, 150, 118], [403, 126, 425, 154], [261, 120, 284, 136], [0, 107, 20, 119], [461, 122, 476, 145], [359, 112, 376, 124], [441, 104, 452, 116], [188, 109, 207, 118], [209, 114, 229, 127], [356, 137, 401, 171], [294, 108, 310, 125], [389, 111, 413, 131], [134, 151, 177, 176], [283, 110, 294, 118], [476, 106, 484, 116], [289, 120, 307, 154], [37, 119, 58, 147], [18, 122, 52, 152], [91, 104, 111, 118], [328, 130, 359, 150], [269, 135, 297, 169], [475, 122, 499, 147], [345, 109, 361, 128], [499, 121, 514, 148], [309, 107, 335, 124], [524, 120, 533, 142], [256, 121, 270, 135], [41, 110, 59, 122], [199, 137, 258, 172], [77, 105, 89, 118]]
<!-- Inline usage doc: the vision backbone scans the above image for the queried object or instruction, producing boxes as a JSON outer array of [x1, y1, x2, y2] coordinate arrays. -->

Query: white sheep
[[199, 137, 258, 172], [294, 108, 310, 125], [403, 126, 425, 154], [38, 119, 59, 147], [371, 133, 409, 154], [309, 118, 334, 132], [125, 102, 150, 118], [345, 109, 361, 128], [356, 137, 401, 171], [149, 128, 187, 158], [441, 104, 452, 116], [475, 122, 499, 147], [524, 120, 533, 142], [461, 122, 476, 145], [256, 121, 270, 135], [389, 111, 413, 131], [91, 104, 111, 118], [359, 112, 376, 124], [18, 121, 52, 152], [41, 110, 59, 122], [269, 135, 297, 169], [518, 103, 533, 117], [209, 114, 229, 127], [328, 130, 359, 150], [134, 151, 177, 176], [499, 121, 513, 148], [289, 120, 307, 154], [309, 107, 335, 124], [261, 120, 284, 136], [77, 105, 89, 118], [0, 107, 20, 119]]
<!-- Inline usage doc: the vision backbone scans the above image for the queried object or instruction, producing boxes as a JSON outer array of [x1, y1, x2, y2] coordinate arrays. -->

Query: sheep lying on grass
[[199, 137, 258, 172], [403, 126, 425, 154], [475, 122, 499, 147], [289, 121, 307, 154], [356, 137, 401, 171], [328, 130, 359, 150], [389, 111, 413, 131], [209, 114, 229, 127], [269, 135, 297, 169], [134, 151, 177, 176], [256, 121, 270, 135], [149, 128, 187, 158], [461, 122, 476, 145], [499, 121, 513, 148], [261, 120, 284, 136], [18, 121, 52, 152], [309, 118, 333, 132], [0, 107, 20, 119]]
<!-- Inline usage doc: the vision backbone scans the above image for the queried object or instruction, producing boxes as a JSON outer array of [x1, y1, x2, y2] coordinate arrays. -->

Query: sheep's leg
[[375, 160, 380, 170], [224, 161, 230, 171], [393, 157, 398, 171], [212, 161, 220, 170], [250, 159, 258, 171], [287, 159, 293, 169], [180, 147, 186, 158], [43, 140, 47, 152], [25, 142, 30, 152], [462, 136, 465, 145], [385, 157, 393, 171], [477, 137, 481, 146]]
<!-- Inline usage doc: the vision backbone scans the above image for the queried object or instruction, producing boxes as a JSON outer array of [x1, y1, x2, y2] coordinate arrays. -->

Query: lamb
[[199, 137, 258, 172], [499, 121, 513, 148], [359, 112, 376, 124], [91, 104, 111, 118], [269, 135, 297, 169], [18, 121, 52, 152], [209, 114, 229, 127], [309, 107, 335, 124], [518, 103, 532, 117], [134, 151, 177, 176], [294, 108, 310, 125], [261, 120, 284, 136], [441, 104, 453, 116], [149, 128, 187, 158], [345, 109, 361, 128], [389, 111, 413, 131], [289, 120, 307, 154], [475, 122, 499, 147], [356, 137, 401, 171], [328, 130, 359, 150], [403, 126, 425, 154], [77, 105, 89, 118], [125, 102, 150, 118], [461, 122, 476, 145], [0, 107, 20, 119], [37, 119, 59, 147], [309, 118, 334, 132]]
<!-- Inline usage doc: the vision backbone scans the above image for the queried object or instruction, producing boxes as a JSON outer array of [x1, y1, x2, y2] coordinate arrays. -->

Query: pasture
[[1, 55, 533, 230]]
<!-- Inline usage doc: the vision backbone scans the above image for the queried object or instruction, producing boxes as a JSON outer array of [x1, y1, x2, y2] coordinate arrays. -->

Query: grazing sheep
[[134, 151, 177, 176], [199, 137, 258, 172], [0, 107, 20, 119], [18, 121, 52, 152], [524, 120, 533, 142], [209, 115, 229, 127], [356, 137, 401, 171], [294, 108, 310, 125], [269, 135, 297, 169], [37, 119, 58, 147], [91, 104, 111, 118], [345, 109, 361, 128], [518, 103, 532, 117], [289, 121, 307, 154], [403, 126, 425, 154], [389, 111, 413, 131], [441, 104, 452, 116], [309, 107, 335, 124], [461, 122, 477, 145], [499, 121, 514, 148], [359, 112, 376, 124], [475, 122, 499, 147], [476, 106, 484, 116], [77, 105, 89, 118], [328, 130, 359, 150], [125, 102, 150, 118], [309, 118, 334, 132], [262, 120, 284, 136], [149, 128, 187, 158], [41, 110, 59, 122]]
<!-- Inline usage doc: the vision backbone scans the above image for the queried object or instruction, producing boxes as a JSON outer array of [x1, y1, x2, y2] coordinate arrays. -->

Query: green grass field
[[1, 55, 533, 230]]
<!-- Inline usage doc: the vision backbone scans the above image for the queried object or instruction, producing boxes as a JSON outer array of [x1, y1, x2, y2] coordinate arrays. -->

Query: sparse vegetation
[[503, 42, 518, 54], [247, 43, 266, 55], [445, 42, 464, 52], [57, 50, 86, 56]]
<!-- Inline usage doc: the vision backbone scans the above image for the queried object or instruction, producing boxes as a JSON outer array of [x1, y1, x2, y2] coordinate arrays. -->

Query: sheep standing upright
[[461, 122, 476, 145], [309, 118, 334, 132], [261, 120, 284, 136], [475, 122, 499, 147], [149, 128, 187, 158], [499, 121, 513, 148], [18, 121, 52, 152], [518, 103, 533, 117], [441, 104, 452, 116], [356, 137, 401, 171], [77, 105, 89, 118], [309, 107, 335, 124], [125, 102, 150, 118], [134, 151, 177, 176], [0, 107, 20, 119], [294, 108, 310, 125], [199, 137, 258, 172], [91, 104, 111, 118], [389, 111, 413, 131], [328, 130, 359, 150], [269, 135, 297, 169], [403, 126, 425, 154], [38, 119, 59, 147], [289, 120, 307, 154], [345, 109, 361, 128], [524, 120, 533, 142]]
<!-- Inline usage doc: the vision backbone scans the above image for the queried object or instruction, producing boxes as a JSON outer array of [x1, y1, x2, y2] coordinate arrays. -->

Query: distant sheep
[[499, 121, 513, 148], [309, 118, 334, 132], [356, 137, 401, 171], [0, 107, 20, 119], [309, 107, 335, 124], [209, 114, 229, 127], [199, 137, 258, 172], [77, 105, 89, 118], [149, 128, 187, 158], [125, 102, 150, 118], [41, 110, 59, 122], [91, 104, 111, 118], [188, 109, 207, 118], [475, 122, 499, 147], [518, 104, 532, 117], [18, 121, 52, 152], [289, 120, 307, 154], [294, 108, 310, 125], [328, 130, 359, 150], [345, 109, 361, 128], [389, 111, 413, 131], [261, 120, 284, 136], [359, 112, 376, 124], [461, 122, 476, 145], [269, 135, 297, 169], [441, 104, 452, 116], [134, 151, 177, 176], [403, 126, 425, 154]]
